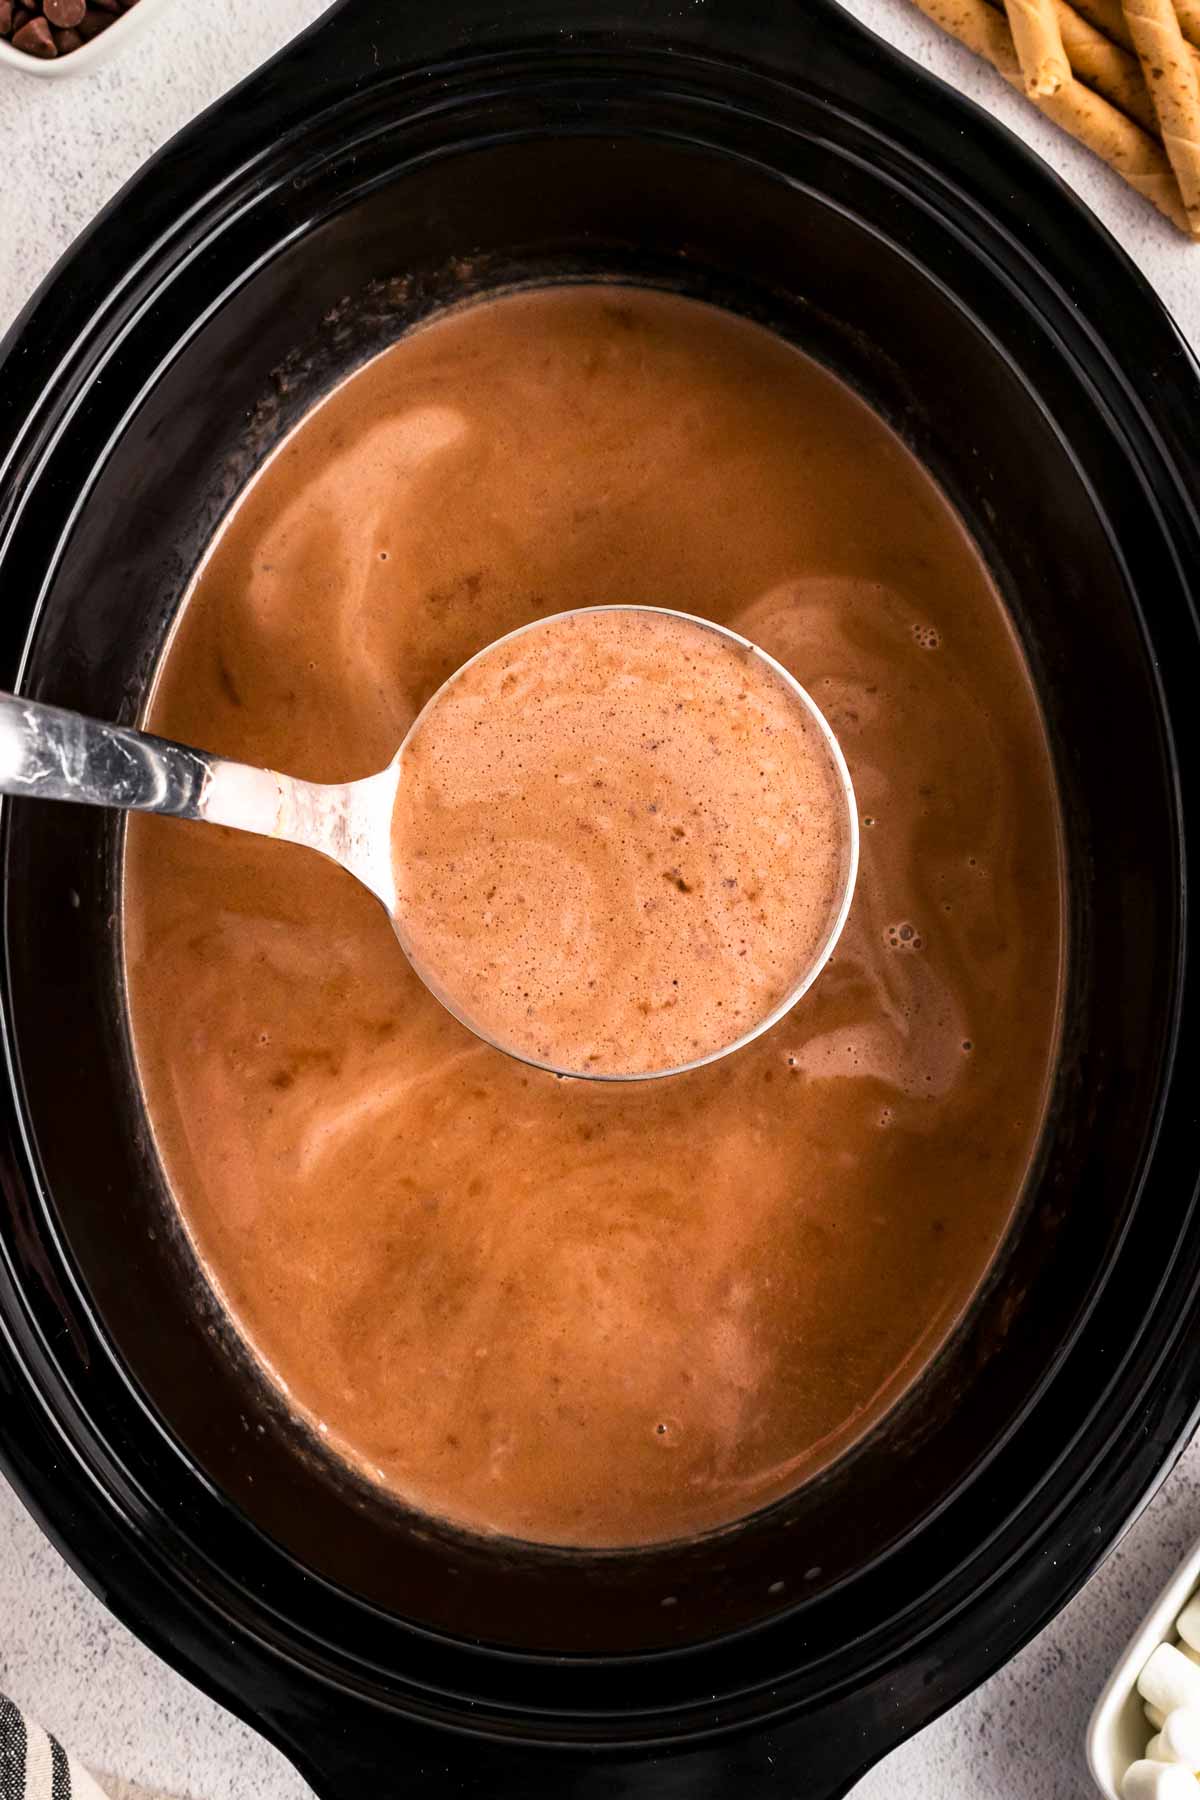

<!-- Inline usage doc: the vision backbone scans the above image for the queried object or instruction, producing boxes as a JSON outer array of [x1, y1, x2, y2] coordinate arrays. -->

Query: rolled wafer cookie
[[1005, 0, 1072, 88], [1051, 0, 1160, 127], [1072, 0, 1198, 55], [907, 0, 1192, 230], [1122, 0, 1200, 232], [985, 0, 1158, 129], [1175, 0, 1200, 48]]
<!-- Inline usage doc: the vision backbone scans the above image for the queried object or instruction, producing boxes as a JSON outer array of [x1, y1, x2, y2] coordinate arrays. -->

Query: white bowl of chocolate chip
[[0, 0, 178, 74]]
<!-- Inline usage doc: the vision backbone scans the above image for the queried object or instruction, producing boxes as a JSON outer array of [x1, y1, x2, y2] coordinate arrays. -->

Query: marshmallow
[[1138, 1642, 1200, 1716], [1178, 1640, 1200, 1668], [1176, 1595, 1200, 1653], [1147, 1703, 1167, 1730], [1147, 1705, 1200, 1767], [1122, 1760, 1198, 1799]]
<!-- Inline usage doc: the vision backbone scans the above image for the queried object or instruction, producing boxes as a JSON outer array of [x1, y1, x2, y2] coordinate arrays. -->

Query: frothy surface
[[392, 608, 850, 1074], [124, 285, 1063, 1547]]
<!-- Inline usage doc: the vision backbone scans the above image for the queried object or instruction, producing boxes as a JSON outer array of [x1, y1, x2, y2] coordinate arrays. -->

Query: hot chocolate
[[391, 605, 853, 1075], [123, 284, 1063, 1546]]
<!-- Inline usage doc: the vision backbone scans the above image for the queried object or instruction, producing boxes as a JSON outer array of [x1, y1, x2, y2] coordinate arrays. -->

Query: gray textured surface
[[1, 2, 1198, 1796]]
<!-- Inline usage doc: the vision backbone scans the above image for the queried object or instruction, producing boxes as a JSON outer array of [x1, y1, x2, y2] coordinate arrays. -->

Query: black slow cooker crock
[[1, 1, 1198, 1794]]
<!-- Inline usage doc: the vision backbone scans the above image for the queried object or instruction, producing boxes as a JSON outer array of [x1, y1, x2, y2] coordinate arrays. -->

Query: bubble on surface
[[885, 922, 924, 952]]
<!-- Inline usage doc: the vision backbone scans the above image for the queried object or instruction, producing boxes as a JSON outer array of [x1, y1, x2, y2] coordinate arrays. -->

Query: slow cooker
[[1, 1, 1199, 1793]]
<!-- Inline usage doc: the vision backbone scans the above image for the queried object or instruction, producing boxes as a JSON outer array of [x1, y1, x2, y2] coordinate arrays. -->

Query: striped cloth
[[0, 1698, 108, 1800]]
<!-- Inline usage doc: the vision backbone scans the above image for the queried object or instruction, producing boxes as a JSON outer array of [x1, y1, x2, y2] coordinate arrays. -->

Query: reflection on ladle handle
[[0, 691, 398, 910], [0, 689, 286, 828]]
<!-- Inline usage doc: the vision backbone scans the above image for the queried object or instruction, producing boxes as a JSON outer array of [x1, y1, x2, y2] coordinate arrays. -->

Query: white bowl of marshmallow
[[1090, 1535, 1200, 1797]]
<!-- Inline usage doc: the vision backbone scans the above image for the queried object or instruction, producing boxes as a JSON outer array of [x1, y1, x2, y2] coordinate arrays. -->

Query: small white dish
[[0, 0, 178, 78], [1088, 1531, 1200, 1798]]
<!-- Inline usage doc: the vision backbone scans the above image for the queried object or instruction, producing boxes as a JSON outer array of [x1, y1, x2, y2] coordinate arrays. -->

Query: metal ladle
[[0, 606, 858, 1081]]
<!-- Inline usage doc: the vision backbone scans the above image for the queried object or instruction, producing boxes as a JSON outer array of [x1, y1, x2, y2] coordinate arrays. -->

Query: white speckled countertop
[[1, 3, 1197, 1796]]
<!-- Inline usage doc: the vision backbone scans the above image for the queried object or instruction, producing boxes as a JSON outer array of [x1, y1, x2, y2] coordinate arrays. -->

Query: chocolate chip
[[45, 0, 86, 24], [12, 14, 57, 52], [77, 5, 114, 35], [53, 24, 82, 48], [11, 4, 33, 31], [0, 0, 13, 33]]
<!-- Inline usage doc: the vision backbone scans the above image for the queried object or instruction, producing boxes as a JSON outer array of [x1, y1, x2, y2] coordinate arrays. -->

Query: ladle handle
[[0, 691, 287, 833], [0, 691, 399, 910]]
